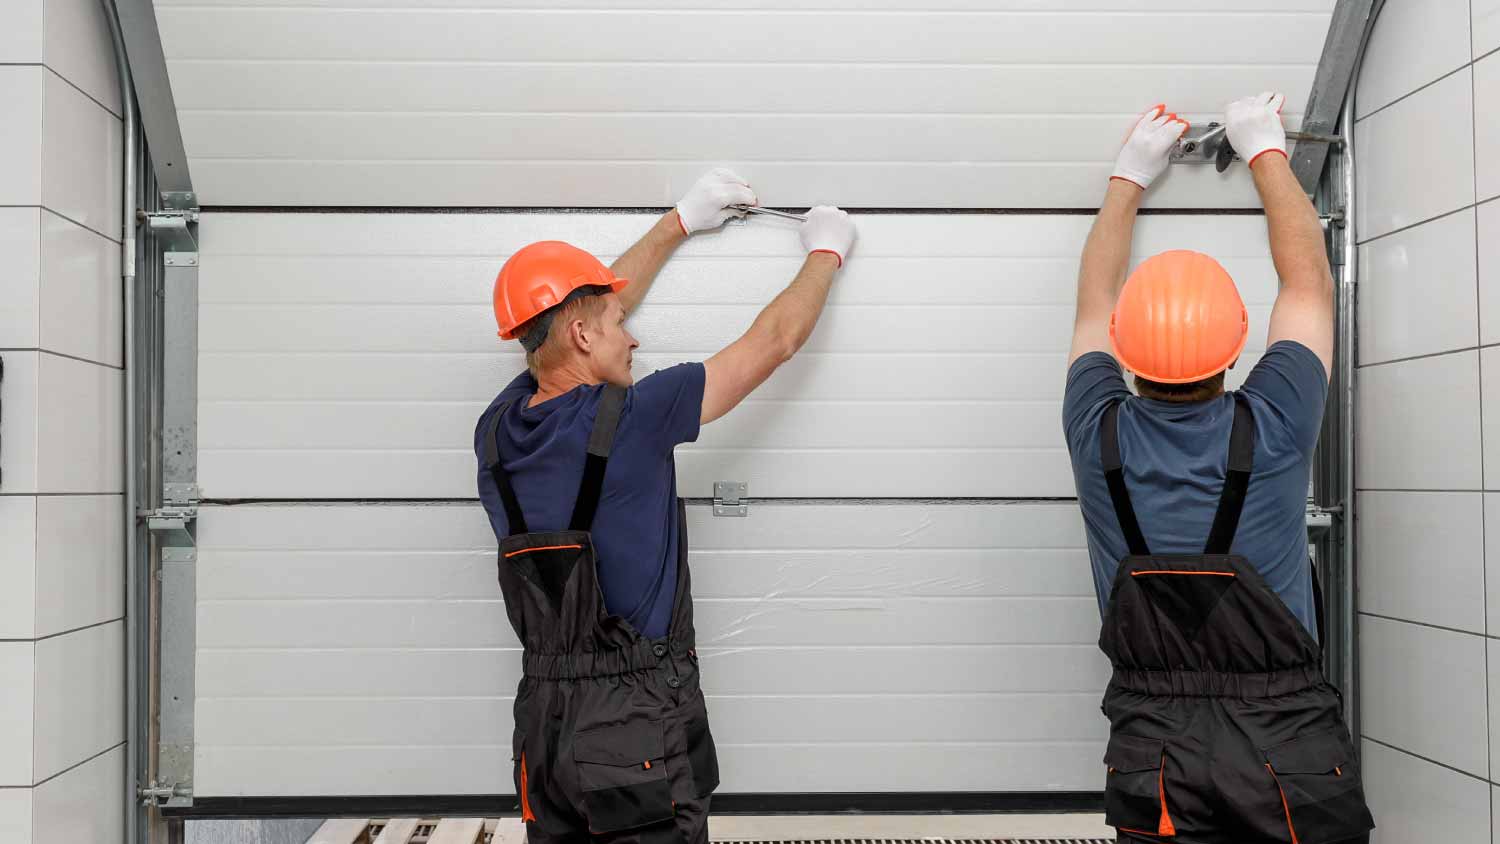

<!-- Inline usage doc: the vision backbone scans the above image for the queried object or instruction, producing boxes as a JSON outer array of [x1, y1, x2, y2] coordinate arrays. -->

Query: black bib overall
[[1098, 397, 1374, 844], [483, 386, 720, 844]]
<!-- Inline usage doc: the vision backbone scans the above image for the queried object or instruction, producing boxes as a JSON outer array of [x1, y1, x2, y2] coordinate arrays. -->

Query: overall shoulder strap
[[1203, 394, 1257, 555], [1100, 400, 1151, 556], [483, 404, 529, 535], [568, 385, 627, 531]]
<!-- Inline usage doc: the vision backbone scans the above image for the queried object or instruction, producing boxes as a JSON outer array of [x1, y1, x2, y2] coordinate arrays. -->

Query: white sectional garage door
[[191, 211, 1283, 798]]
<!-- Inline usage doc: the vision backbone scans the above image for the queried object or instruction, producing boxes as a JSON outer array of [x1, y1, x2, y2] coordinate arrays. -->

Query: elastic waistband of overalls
[[522, 639, 694, 680], [1109, 664, 1325, 698]]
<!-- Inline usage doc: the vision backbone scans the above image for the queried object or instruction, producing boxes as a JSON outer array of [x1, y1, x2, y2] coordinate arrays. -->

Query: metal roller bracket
[[1172, 123, 1343, 172]]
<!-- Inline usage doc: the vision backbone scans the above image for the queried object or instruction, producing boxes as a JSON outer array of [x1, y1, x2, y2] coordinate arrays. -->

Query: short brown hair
[[518, 292, 611, 376], [1134, 371, 1227, 403]]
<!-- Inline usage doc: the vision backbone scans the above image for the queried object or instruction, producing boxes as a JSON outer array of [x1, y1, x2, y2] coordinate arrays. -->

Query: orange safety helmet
[[1109, 250, 1249, 384], [492, 241, 629, 344]]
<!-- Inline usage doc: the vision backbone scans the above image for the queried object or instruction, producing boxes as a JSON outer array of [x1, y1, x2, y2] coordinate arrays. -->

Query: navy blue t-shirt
[[474, 363, 706, 640], [1062, 341, 1328, 639]]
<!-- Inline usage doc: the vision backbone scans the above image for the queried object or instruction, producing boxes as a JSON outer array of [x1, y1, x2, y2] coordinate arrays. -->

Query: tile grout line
[[1363, 736, 1492, 786]]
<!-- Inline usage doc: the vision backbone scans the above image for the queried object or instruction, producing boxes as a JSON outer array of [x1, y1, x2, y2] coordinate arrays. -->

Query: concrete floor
[[187, 814, 1113, 843]]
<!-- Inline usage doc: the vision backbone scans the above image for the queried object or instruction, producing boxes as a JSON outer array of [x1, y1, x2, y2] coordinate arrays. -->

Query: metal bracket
[[138, 781, 192, 808], [713, 481, 749, 517], [1172, 123, 1343, 173], [148, 213, 199, 253]]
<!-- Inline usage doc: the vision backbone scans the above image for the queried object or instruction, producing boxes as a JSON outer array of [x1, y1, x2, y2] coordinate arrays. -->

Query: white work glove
[[799, 206, 855, 267], [1226, 91, 1288, 169], [676, 168, 757, 235], [1111, 104, 1190, 191]]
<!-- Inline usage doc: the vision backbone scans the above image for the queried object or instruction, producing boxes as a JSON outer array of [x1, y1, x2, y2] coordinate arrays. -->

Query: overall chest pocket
[[574, 718, 676, 833]]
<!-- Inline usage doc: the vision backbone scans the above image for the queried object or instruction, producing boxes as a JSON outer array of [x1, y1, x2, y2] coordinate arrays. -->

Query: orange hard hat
[[1109, 250, 1248, 384], [493, 241, 629, 344]]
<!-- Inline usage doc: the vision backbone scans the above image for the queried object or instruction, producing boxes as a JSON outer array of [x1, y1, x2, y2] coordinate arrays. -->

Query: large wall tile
[[0, 353, 42, 494], [1358, 351, 1482, 490], [31, 622, 123, 782], [1356, 69, 1476, 243], [39, 212, 121, 367], [1359, 208, 1478, 364], [39, 70, 119, 240], [0, 789, 33, 844], [1479, 201, 1500, 345], [1363, 740, 1490, 844], [1476, 54, 1500, 204], [1487, 494, 1500, 634], [0, 209, 40, 351], [1484, 347, 1500, 488], [1360, 615, 1489, 777], [1479, 0, 1500, 59], [0, 68, 43, 207], [1355, 0, 1472, 118], [1359, 492, 1485, 633], [34, 353, 122, 494], [30, 745, 121, 844], [0, 643, 35, 787], [0, 498, 38, 640], [42, 0, 120, 116], [0, 0, 43, 62], [33, 496, 122, 638]]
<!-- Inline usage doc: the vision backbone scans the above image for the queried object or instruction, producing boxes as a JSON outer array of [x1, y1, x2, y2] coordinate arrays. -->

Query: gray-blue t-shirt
[[474, 363, 705, 640], [1062, 341, 1328, 639]]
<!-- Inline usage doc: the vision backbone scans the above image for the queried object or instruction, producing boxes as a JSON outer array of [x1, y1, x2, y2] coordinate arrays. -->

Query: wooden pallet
[[306, 818, 525, 844]]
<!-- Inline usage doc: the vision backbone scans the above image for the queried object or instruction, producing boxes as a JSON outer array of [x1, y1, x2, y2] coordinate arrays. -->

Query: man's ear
[[567, 318, 593, 354]]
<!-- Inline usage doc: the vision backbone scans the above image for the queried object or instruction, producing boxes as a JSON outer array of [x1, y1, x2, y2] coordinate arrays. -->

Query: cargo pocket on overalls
[[683, 696, 720, 797], [1103, 734, 1176, 838], [574, 719, 676, 833], [1263, 729, 1375, 843]]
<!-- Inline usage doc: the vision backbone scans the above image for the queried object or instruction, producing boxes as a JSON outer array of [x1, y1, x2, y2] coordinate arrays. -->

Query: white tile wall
[[1479, 201, 1500, 345], [38, 212, 121, 367], [1363, 740, 1491, 844], [1359, 492, 1486, 633], [1, 353, 42, 494], [0, 209, 41, 351], [1358, 208, 1478, 364], [39, 70, 120, 240], [0, 68, 44, 207], [1484, 346, 1500, 488], [30, 745, 122, 844], [1355, 0, 1472, 118], [1360, 616, 1489, 777], [41, 0, 121, 116], [31, 622, 123, 782], [0, 790, 32, 844], [1487, 494, 1500, 634], [0, 498, 38, 640], [1491, 642, 1500, 785], [34, 353, 122, 494], [1480, 0, 1500, 59], [1356, 69, 1476, 243], [0, 0, 43, 61], [1477, 54, 1500, 204], [1357, 351, 1482, 490], [33, 496, 122, 638], [0, 644, 35, 787]]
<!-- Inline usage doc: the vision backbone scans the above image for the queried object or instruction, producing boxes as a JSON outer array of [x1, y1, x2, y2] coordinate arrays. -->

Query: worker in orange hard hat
[[474, 168, 855, 844], [1063, 95, 1373, 844]]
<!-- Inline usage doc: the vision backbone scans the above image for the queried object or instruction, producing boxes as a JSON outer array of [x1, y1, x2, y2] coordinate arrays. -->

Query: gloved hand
[[676, 168, 757, 235], [1226, 91, 1288, 169], [1111, 104, 1190, 191], [799, 206, 855, 267]]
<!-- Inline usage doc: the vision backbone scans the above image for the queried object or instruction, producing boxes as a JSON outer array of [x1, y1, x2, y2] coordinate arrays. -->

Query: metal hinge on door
[[713, 481, 749, 517]]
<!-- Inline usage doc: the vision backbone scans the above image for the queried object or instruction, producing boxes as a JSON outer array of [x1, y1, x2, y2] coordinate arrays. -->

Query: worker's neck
[[530, 359, 599, 407]]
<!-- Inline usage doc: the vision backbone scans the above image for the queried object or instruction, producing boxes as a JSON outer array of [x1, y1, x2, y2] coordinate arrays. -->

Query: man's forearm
[[611, 211, 688, 314], [752, 252, 840, 361], [1252, 155, 1332, 292], [1078, 180, 1145, 314]]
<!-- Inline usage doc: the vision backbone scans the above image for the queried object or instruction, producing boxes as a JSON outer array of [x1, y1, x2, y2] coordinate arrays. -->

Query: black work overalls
[[1097, 396, 1374, 844], [483, 386, 720, 844]]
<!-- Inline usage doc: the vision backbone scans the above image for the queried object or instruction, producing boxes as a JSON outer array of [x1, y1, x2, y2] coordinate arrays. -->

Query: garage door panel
[[194, 502, 1109, 797]]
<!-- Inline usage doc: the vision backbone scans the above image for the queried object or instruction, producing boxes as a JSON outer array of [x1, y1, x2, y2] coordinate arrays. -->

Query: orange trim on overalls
[[505, 544, 584, 559], [1157, 751, 1176, 836], [519, 752, 537, 823], [1266, 763, 1299, 844]]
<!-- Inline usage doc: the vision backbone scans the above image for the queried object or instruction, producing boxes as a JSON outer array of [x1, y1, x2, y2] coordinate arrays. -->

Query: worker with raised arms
[[1063, 94, 1376, 844], [474, 168, 854, 844]]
